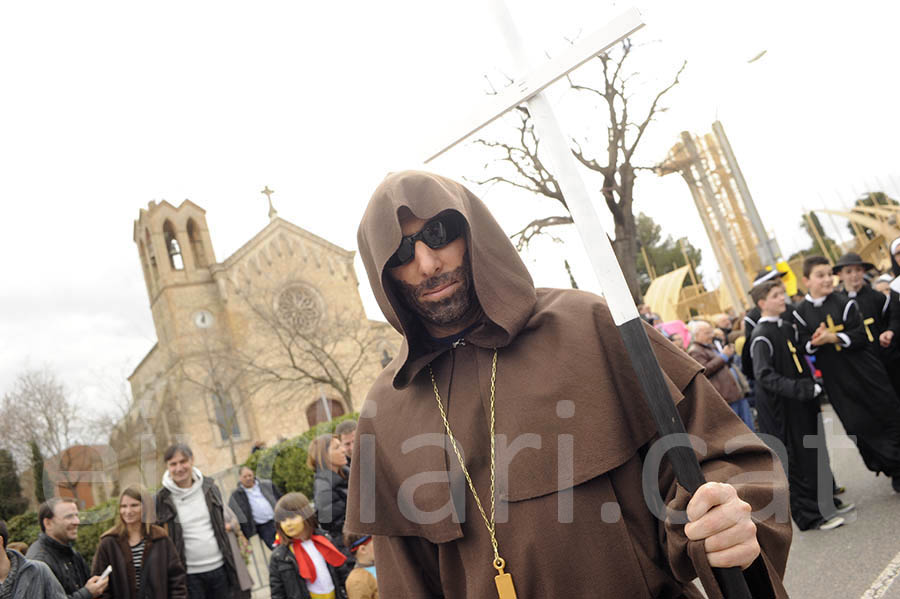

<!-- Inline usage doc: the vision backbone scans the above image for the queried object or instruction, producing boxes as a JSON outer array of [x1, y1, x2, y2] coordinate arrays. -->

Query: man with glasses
[[26, 498, 107, 598], [345, 171, 791, 598]]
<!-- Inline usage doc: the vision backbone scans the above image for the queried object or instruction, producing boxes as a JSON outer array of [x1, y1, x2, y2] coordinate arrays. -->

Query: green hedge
[[6, 511, 39, 548], [6, 497, 117, 563], [245, 413, 358, 499]]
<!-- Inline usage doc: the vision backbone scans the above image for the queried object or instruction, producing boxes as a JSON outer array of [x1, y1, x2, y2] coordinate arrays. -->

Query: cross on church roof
[[261, 186, 278, 220]]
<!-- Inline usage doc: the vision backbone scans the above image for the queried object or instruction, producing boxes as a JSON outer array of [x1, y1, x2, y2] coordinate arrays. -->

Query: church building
[[110, 196, 396, 486]]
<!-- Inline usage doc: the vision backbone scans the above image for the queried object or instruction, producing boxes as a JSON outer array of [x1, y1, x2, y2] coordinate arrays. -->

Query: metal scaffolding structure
[[652, 122, 898, 317], [657, 121, 781, 311]]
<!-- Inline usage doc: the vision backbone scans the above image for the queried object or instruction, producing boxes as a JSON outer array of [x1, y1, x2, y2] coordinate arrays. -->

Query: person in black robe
[[834, 252, 900, 397], [750, 279, 847, 530], [746, 271, 845, 497], [880, 238, 900, 394], [741, 269, 786, 381], [742, 271, 797, 446], [741, 269, 802, 381], [793, 255, 900, 492]]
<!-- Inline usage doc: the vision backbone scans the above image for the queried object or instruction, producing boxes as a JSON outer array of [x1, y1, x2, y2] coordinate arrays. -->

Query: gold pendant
[[863, 317, 875, 342], [494, 557, 518, 599]]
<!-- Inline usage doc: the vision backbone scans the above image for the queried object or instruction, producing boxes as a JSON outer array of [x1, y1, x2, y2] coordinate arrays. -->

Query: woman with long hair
[[91, 485, 187, 599], [306, 434, 349, 543]]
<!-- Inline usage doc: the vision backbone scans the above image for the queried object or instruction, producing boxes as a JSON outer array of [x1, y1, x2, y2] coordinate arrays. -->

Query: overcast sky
[[2, 0, 898, 420]]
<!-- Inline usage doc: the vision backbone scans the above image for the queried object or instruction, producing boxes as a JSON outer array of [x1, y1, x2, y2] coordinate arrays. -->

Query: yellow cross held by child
[[863, 317, 875, 342], [786, 340, 803, 373], [825, 315, 844, 352]]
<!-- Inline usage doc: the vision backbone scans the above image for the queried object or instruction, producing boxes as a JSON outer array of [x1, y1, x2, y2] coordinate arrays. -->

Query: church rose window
[[275, 284, 323, 332]]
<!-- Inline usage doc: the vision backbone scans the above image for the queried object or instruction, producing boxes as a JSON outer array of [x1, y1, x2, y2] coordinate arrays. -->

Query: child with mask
[[269, 492, 350, 599]]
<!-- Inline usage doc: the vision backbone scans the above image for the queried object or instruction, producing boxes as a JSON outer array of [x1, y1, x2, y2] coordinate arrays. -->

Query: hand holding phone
[[86, 570, 110, 598]]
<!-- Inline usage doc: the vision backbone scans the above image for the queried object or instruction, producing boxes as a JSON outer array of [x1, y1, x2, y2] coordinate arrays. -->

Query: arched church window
[[275, 283, 323, 333], [306, 396, 345, 428], [163, 220, 184, 270], [145, 229, 159, 277], [212, 393, 241, 441], [164, 394, 182, 437], [187, 219, 208, 268]]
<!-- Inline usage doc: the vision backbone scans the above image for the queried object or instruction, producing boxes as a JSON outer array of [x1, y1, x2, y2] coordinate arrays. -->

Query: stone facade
[[110, 200, 397, 488]]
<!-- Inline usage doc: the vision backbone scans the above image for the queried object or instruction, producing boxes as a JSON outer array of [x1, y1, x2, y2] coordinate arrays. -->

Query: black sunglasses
[[386, 212, 465, 268]]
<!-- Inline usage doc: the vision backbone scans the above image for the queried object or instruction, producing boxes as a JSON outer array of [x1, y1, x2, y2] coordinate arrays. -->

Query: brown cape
[[348, 171, 791, 598]]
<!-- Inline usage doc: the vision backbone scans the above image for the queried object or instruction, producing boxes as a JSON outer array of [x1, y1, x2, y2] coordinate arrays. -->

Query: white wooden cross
[[424, 3, 644, 326]]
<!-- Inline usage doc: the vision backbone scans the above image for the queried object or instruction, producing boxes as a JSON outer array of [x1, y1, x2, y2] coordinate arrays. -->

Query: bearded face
[[393, 251, 476, 331]]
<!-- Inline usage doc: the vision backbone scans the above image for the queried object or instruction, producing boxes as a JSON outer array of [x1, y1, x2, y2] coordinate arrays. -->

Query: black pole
[[619, 318, 753, 599]]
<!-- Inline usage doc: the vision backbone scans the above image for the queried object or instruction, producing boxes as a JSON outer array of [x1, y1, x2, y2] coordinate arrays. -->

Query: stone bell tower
[[133, 200, 222, 349]]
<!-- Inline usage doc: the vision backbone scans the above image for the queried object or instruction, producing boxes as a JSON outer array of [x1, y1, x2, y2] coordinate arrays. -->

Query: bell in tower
[[133, 200, 217, 301]]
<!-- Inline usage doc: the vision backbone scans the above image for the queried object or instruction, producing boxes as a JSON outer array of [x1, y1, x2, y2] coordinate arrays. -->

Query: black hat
[[751, 268, 786, 287], [832, 252, 874, 274]]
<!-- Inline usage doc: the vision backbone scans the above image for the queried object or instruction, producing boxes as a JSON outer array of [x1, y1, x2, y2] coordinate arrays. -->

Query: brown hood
[[357, 170, 536, 388]]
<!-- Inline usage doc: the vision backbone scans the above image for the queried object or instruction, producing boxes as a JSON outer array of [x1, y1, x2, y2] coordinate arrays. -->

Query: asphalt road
[[782, 405, 900, 598]]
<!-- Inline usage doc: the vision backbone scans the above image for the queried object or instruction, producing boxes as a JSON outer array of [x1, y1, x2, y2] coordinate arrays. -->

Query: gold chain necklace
[[429, 348, 517, 599]]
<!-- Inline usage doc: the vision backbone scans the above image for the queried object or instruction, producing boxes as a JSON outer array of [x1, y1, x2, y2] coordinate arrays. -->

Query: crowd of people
[[641, 240, 900, 533], [0, 425, 371, 599], [3, 168, 899, 598]]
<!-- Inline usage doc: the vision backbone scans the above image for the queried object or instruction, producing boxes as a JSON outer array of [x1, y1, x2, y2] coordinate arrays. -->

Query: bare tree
[[175, 330, 261, 466], [0, 368, 86, 501], [469, 39, 686, 301], [232, 281, 397, 416], [85, 364, 135, 445]]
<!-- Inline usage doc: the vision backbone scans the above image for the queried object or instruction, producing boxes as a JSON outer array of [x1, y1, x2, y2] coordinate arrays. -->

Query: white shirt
[[245, 481, 275, 524], [162, 469, 224, 574], [299, 540, 335, 594]]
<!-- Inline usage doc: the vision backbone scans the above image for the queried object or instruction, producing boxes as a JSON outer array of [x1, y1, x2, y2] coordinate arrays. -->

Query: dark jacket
[[268, 532, 350, 599], [1, 549, 66, 599], [25, 534, 91, 599], [154, 477, 237, 589], [313, 467, 349, 537], [227, 478, 281, 540], [687, 342, 743, 403], [741, 306, 762, 379], [90, 525, 187, 599]]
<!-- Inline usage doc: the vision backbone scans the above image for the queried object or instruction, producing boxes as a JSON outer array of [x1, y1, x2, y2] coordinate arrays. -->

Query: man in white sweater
[[155, 444, 237, 599]]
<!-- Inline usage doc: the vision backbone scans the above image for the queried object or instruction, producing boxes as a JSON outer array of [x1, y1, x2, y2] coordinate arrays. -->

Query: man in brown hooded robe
[[345, 171, 792, 598]]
